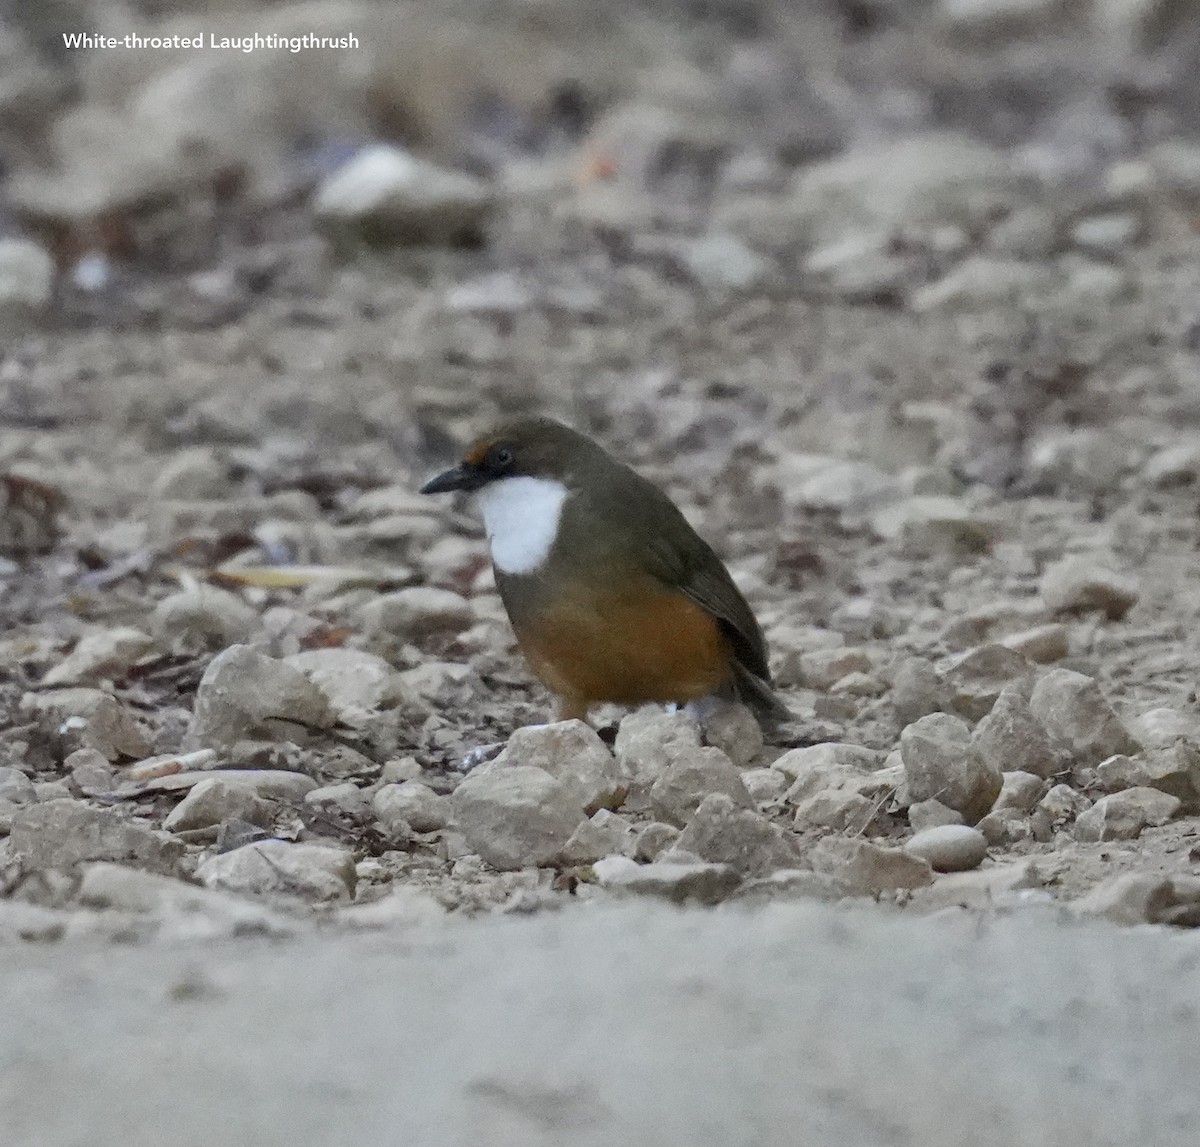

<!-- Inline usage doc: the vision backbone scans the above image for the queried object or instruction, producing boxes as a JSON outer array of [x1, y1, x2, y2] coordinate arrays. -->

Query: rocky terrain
[[3, 0, 1200, 1140]]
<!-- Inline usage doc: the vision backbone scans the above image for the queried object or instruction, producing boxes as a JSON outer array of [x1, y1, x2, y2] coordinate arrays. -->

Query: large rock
[[196, 840, 356, 902], [163, 778, 274, 834], [649, 748, 754, 827], [1028, 669, 1138, 765], [22, 688, 151, 760], [185, 645, 335, 749], [899, 713, 1001, 823], [152, 584, 258, 650], [450, 765, 583, 870], [8, 799, 182, 875], [372, 782, 449, 834], [354, 587, 472, 638], [971, 685, 1058, 778], [314, 144, 492, 247], [674, 793, 801, 876], [614, 708, 703, 793], [904, 825, 988, 873], [809, 837, 933, 894], [492, 720, 625, 814], [940, 644, 1033, 721], [1040, 556, 1139, 619], [42, 628, 155, 686], [1072, 788, 1181, 842], [284, 648, 411, 717]]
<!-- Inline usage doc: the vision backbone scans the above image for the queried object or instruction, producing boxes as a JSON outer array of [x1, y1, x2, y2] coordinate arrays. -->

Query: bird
[[419, 417, 789, 725]]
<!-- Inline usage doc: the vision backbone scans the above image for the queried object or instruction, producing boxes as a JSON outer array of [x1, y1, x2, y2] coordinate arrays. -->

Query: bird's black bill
[[419, 463, 487, 494]]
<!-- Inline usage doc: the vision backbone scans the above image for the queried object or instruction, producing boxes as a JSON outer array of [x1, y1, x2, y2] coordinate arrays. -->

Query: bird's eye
[[495, 447, 515, 468]]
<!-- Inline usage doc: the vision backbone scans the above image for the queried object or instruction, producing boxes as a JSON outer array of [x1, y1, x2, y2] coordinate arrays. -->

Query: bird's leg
[[682, 695, 721, 721], [554, 693, 590, 723]]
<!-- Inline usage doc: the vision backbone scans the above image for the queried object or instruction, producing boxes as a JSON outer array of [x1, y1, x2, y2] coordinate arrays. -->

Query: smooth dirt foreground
[[3, 902, 1198, 1147]]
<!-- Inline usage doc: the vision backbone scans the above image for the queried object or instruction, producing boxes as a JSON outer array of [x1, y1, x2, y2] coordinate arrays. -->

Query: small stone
[[1030, 783, 1092, 840], [905, 825, 988, 872], [1142, 442, 1200, 487], [649, 747, 754, 827], [154, 769, 316, 802], [679, 232, 770, 292], [971, 685, 1058, 778], [797, 647, 872, 690], [674, 793, 801, 876], [22, 688, 151, 761], [196, 840, 356, 902], [493, 720, 625, 814], [899, 712, 1001, 823], [829, 671, 885, 697], [42, 627, 155, 686], [77, 862, 289, 936], [151, 447, 229, 500], [940, 644, 1033, 721], [0, 237, 54, 332], [740, 767, 788, 803], [559, 810, 639, 864], [592, 856, 741, 904], [354, 587, 472, 638], [372, 781, 448, 834], [8, 799, 182, 874], [1070, 212, 1140, 256], [1028, 668, 1139, 765], [152, 584, 258, 650], [890, 657, 949, 725], [998, 623, 1069, 663], [809, 836, 934, 894], [380, 757, 423, 784], [776, 742, 880, 796], [914, 858, 1047, 911], [397, 661, 475, 703], [792, 789, 878, 834], [871, 495, 998, 555], [1129, 706, 1200, 749], [994, 770, 1046, 812], [284, 648, 411, 717], [303, 783, 371, 815], [614, 708, 703, 791], [163, 778, 273, 833], [907, 798, 964, 831], [910, 257, 1053, 313], [633, 821, 679, 861], [65, 749, 115, 796], [1072, 788, 1181, 842], [1040, 556, 1139, 619], [313, 144, 492, 247], [976, 807, 1033, 846], [185, 644, 336, 750], [699, 700, 763, 767], [0, 766, 36, 804], [1097, 749, 1200, 811], [450, 766, 583, 870]]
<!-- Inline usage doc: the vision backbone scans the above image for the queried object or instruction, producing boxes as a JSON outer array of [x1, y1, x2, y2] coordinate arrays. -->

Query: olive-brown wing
[[643, 531, 772, 685]]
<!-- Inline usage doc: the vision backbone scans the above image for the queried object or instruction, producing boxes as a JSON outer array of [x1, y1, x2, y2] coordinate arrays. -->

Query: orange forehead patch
[[463, 439, 492, 466]]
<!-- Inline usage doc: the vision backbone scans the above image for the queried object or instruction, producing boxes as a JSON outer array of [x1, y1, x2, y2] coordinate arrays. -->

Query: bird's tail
[[731, 662, 795, 725]]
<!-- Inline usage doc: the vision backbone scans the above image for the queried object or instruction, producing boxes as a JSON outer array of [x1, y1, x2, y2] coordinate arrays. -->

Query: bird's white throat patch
[[476, 476, 569, 575]]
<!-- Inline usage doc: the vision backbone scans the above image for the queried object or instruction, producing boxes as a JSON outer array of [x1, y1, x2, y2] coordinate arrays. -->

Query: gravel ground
[[5, 0, 1200, 1139]]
